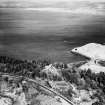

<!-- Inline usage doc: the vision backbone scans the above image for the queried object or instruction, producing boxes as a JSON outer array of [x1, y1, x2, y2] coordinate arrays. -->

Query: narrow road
[[0, 73, 75, 105]]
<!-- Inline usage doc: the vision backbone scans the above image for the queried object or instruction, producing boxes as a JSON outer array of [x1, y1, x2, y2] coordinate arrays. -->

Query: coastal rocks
[[71, 43, 105, 73], [0, 83, 27, 105], [0, 97, 12, 105]]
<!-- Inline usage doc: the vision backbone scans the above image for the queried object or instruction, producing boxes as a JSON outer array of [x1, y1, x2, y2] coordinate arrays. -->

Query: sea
[[0, 8, 105, 63]]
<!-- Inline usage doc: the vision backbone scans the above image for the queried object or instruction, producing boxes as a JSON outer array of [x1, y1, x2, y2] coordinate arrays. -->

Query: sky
[[0, 0, 105, 15]]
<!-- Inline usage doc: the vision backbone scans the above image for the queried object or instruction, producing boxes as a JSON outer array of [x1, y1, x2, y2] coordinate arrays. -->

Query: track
[[0, 73, 75, 105]]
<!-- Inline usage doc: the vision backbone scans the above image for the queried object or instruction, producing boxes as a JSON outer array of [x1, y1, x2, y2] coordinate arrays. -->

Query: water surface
[[0, 8, 105, 63]]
